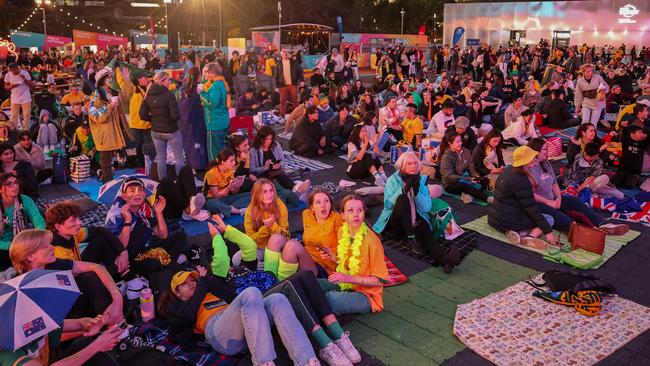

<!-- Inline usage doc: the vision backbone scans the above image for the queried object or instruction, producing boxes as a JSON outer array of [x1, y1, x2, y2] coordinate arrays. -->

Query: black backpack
[[527, 270, 616, 294]]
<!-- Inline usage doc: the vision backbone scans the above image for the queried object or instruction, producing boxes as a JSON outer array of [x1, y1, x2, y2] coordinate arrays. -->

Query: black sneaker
[[443, 246, 461, 274], [406, 238, 424, 256]]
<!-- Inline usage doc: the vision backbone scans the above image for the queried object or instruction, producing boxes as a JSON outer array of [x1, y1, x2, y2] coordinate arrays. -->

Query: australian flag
[[57, 274, 72, 286], [22, 317, 46, 337]]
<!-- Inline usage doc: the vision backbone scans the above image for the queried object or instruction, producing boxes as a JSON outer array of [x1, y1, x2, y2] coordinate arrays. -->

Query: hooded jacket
[[139, 83, 180, 134]]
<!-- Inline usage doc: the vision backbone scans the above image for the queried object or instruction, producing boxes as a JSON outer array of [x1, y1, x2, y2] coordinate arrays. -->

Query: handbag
[[567, 221, 606, 255]]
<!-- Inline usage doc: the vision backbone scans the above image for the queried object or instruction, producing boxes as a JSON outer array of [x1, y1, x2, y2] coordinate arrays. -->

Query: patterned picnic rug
[[543, 125, 607, 142], [383, 230, 477, 265], [454, 280, 650, 366], [461, 215, 640, 269], [36, 193, 110, 227], [282, 151, 333, 174]]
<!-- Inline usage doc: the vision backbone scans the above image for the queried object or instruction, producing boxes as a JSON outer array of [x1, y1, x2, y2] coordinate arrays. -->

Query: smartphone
[[204, 299, 227, 310]]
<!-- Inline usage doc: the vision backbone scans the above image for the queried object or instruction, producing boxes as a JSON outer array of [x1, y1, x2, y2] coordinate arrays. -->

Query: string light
[[8, 7, 39, 38]]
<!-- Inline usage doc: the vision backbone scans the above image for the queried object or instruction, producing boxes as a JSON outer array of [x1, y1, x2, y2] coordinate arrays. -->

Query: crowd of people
[[0, 37, 648, 365]]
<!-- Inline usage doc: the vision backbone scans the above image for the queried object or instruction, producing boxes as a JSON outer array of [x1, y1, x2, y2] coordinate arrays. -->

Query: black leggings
[[263, 170, 295, 190], [55, 335, 120, 366], [384, 193, 446, 264], [67, 272, 113, 319], [156, 165, 197, 219], [265, 270, 334, 331], [445, 181, 489, 202], [347, 154, 382, 179], [0, 249, 10, 270], [82, 227, 135, 281]]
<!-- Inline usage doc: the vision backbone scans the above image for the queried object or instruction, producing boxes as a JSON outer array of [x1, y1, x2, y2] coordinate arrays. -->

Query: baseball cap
[[170, 271, 199, 293]]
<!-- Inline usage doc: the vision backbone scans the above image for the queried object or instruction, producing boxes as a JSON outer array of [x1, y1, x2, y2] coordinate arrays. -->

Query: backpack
[[526, 269, 615, 294]]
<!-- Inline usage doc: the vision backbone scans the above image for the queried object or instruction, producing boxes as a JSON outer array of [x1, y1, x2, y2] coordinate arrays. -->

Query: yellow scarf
[[204, 76, 232, 108], [336, 222, 367, 290]]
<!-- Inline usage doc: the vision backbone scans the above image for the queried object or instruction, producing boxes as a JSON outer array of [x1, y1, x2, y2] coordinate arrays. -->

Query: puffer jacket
[[487, 167, 552, 234], [440, 148, 477, 187], [139, 83, 180, 133]]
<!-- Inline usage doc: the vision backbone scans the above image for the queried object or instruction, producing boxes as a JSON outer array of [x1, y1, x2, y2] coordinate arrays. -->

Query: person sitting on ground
[[325, 104, 356, 150], [203, 149, 248, 218], [155, 165, 210, 221], [290, 105, 329, 157], [445, 116, 477, 152], [10, 229, 124, 324], [0, 172, 44, 269], [546, 89, 579, 129], [0, 143, 38, 199], [14, 130, 52, 184], [235, 87, 260, 116], [426, 100, 455, 140], [318, 194, 389, 315], [105, 177, 186, 288], [621, 103, 649, 130], [378, 96, 404, 142], [504, 95, 528, 128], [522, 81, 542, 108], [373, 152, 461, 270], [401, 103, 424, 147], [565, 143, 624, 199], [502, 108, 539, 146], [228, 134, 257, 193], [302, 189, 344, 275], [465, 99, 485, 129], [471, 129, 505, 189], [5, 233, 125, 366], [35, 109, 59, 153], [244, 179, 318, 280], [478, 86, 502, 119], [613, 125, 649, 189], [346, 124, 387, 186], [417, 90, 435, 121], [488, 146, 557, 248], [527, 138, 628, 234], [160, 266, 324, 366], [566, 123, 616, 166], [60, 84, 85, 106], [63, 101, 86, 143], [440, 131, 492, 204], [317, 96, 336, 128]]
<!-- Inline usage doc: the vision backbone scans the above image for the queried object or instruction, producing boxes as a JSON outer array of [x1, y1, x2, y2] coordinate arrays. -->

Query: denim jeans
[[317, 278, 372, 315], [581, 106, 603, 127], [204, 287, 315, 366], [151, 130, 185, 180], [205, 193, 250, 218], [537, 194, 602, 231]]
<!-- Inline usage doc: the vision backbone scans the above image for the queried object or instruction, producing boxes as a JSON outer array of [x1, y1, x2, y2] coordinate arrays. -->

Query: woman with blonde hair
[[10, 229, 124, 325], [244, 179, 317, 281]]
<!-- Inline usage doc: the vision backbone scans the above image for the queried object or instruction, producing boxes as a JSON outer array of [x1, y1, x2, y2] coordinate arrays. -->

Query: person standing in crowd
[[575, 63, 607, 127], [201, 62, 231, 161], [88, 66, 132, 182], [139, 71, 185, 180], [179, 66, 208, 171], [117, 68, 151, 170], [3, 63, 33, 131], [275, 49, 302, 118]]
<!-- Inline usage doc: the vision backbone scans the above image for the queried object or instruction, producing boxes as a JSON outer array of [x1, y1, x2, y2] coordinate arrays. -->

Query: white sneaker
[[373, 174, 385, 187], [505, 230, 521, 245], [460, 192, 474, 204], [334, 332, 362, 364], [192, 209, 211, 221], [319, 342, 353, 366], [293, 179, 311, 194], [177, 254, 188, 265], [190, 193, 206, 215]]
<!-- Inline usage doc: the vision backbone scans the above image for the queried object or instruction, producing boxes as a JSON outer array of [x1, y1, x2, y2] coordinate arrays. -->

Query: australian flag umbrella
[[97, 174, 158, 205], [0, 269, 80, 351]]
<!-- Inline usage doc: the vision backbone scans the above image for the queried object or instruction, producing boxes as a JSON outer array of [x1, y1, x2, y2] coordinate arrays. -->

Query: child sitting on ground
[[565, 142, 624, 199], [35, 109, 59, 153], [69, 121, 100, 171], [613, 125, 649, 189]]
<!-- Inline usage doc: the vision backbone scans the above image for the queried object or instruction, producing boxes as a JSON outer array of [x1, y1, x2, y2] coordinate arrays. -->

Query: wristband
[[122, 222, 132, 227]]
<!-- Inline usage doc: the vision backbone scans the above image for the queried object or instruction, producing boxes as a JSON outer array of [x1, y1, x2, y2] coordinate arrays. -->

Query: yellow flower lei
[[336, 222, 367, 290]]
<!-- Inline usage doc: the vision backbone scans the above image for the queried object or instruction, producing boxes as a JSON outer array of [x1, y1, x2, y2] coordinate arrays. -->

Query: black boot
[[406, 237, 424, 256]]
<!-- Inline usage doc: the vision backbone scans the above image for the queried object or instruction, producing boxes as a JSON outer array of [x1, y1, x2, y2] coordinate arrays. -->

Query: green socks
[[278, 258, 299, 281], [326, 321, 345, 340], [264, 248, 281, 277], [312, 327, 333, 349], [224, 226, 257, 262], [210, 234, 230, 278]]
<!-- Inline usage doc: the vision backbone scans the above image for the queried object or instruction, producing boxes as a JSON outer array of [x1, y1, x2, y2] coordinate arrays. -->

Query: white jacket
[[502, 116, 539, 146]]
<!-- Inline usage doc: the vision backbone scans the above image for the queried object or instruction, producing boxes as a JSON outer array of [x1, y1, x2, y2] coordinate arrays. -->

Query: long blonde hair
[[248, 179, 281, 230], [10, 229, 53, 274]]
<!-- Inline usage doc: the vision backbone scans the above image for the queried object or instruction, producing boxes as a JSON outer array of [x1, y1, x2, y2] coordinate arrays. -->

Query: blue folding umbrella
[[97, 174, 158, 205], [0, 269, 80, 351]]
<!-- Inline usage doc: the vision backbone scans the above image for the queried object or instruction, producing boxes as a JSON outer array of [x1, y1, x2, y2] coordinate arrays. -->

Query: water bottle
[[139, 288, 155, 322]]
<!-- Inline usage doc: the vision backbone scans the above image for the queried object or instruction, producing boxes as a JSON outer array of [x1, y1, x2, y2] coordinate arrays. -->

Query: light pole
[[432, 13, 437, 43], [278, 1, 282, 50], [400, 8, 405, 34], [35, 0, 51, 39]]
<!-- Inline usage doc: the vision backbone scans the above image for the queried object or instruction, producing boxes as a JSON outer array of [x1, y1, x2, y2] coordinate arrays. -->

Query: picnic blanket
[[383, 230, 477, 265], [543, 125, 607, 142], [36, 193, 110, 227], [454, 280, 650, 366], [461, 215, 640, 269], [282, 152, 333, 174], [563, 186, 650, 225], [123, 321, 238, 366], [383, 255, 408, 286], [442, 191, 489, 206]]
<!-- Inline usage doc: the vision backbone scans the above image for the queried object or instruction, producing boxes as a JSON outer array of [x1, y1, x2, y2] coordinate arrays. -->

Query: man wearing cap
[[116, 67, 151, 169], [235, 88, 260, 116], [3, 63, 33, 131]]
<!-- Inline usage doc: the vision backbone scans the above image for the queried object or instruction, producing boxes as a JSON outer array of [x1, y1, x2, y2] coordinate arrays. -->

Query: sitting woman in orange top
[[244, 178, 317, 281], [318, 194, 389, 315], [302, 189, 343, 275]]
